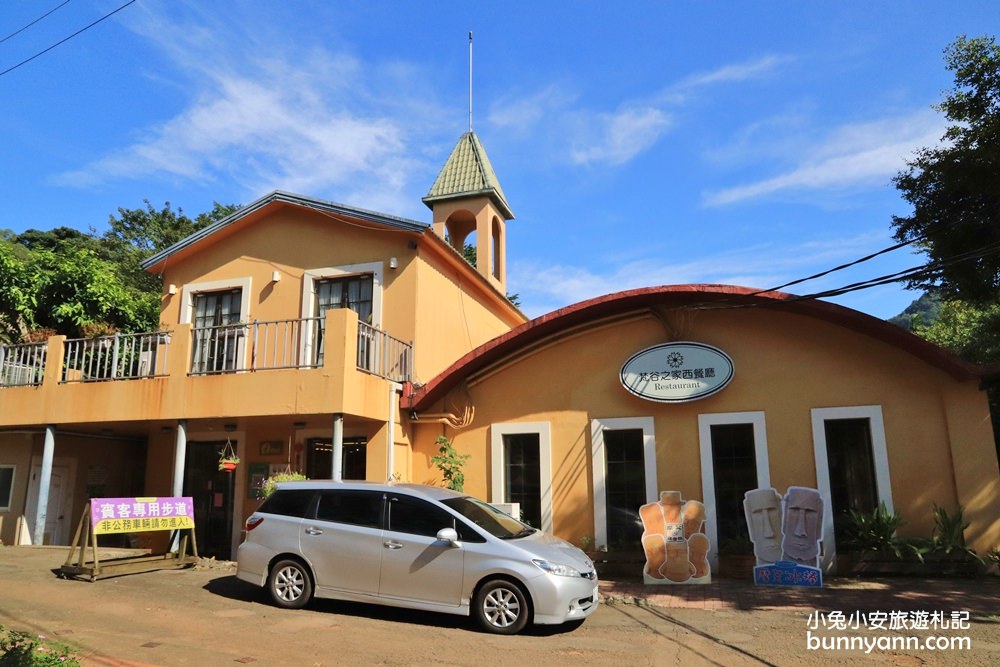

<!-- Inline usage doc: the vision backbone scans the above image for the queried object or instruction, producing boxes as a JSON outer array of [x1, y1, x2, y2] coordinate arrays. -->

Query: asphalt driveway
[[1, 546, 997, 666]]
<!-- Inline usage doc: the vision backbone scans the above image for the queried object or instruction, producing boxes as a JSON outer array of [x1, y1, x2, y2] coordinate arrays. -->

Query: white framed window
[[490, 422, 552, 533], [301, 262, 383, 327], [0, 465, 14, 511], [180, 278, 252, 374], [811, 405, 892, 571], [301, 262, 383, 367], [591, 417, 657, 551], [698, 411, 769, 570]]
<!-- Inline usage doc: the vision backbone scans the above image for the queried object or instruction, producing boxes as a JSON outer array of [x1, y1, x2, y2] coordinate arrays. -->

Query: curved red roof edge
[[403, 284, 986, 411]]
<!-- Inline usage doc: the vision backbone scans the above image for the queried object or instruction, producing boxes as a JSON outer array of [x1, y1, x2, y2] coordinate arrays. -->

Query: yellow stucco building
[[1, 131, 997, 573]]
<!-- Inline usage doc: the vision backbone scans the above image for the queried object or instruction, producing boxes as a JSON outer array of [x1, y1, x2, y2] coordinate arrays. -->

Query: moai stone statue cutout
[[742, 486, 824, 587], [744, 487, 783, 566]]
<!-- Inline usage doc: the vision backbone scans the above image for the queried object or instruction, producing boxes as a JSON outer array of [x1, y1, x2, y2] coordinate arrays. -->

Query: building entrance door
[[183, 440, 234, 559], [824, 418, 878, 553], [25, 462, 74, 545]]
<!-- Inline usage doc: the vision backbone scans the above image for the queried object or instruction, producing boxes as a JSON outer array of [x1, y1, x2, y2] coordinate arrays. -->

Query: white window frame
[[179, 277, 252, 325], [490, 422, 552, 533], [811, 405, 892, 572], [180, 277, 253, 372], [301, 262, 383, 365], [590, 417, 657, 551], [698, 411, 770, 571], [0, 464, 14, 511], [300, 262, 383, 327]]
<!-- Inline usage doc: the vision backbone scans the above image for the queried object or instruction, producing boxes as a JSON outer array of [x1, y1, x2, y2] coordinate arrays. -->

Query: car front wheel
[[268, 559, 313, 609], [474, 579, 529, 634]]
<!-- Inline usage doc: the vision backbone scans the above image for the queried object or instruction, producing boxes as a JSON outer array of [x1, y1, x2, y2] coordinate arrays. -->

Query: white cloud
[[509, 231, 889, 318], [487, 85, 577, 135], [675, 55, 791, 90], [51, 3, 439, 215], [569, 107, 672, 166], [703, 110, 946, 206]]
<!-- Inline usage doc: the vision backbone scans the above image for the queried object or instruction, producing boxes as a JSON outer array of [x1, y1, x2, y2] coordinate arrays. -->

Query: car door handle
[[305, 527, 323, 535], [384, 540, 403, 550]]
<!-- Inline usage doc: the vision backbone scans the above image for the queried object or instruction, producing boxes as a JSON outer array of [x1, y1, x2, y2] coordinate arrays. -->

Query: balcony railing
[[0, 342, 47, 387], [357, 321, 412, 383], [62, 332, 170, 382], [0, 316, 413, 387], [191, 317, 412, 382]]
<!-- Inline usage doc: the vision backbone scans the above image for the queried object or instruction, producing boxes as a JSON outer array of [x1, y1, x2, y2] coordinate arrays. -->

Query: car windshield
[[441, 496, 536, 539]]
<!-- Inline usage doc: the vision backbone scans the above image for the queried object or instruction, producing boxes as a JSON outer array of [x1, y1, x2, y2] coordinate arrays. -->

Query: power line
[[0, 0, 73, 45], [0, 0, 136, 79]]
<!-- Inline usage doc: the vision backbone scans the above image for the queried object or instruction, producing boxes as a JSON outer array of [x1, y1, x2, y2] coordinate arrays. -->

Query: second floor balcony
[[0, 309, 413, 428]]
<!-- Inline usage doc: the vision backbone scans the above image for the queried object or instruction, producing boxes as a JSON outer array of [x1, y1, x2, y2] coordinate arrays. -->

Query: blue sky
[[2, 1, 998, 320]]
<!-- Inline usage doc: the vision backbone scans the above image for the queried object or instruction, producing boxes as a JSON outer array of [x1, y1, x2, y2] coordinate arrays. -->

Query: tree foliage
[[892, 35, 1000, 304], [913, 299, 1000, 364], [0, 200, 238, 342]]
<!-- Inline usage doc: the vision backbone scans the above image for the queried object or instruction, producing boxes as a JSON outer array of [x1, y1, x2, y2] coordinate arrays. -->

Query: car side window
[[258, 490, 315, 518], [315, 490, 383, 528], [386, 494, 456, 537]]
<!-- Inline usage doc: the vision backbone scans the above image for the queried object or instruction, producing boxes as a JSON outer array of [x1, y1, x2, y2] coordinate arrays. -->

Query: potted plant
[[218, 439, 239, 472]]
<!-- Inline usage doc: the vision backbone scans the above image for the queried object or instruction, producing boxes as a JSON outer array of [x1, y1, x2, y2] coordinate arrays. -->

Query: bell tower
[[422, 131, 514, 293]]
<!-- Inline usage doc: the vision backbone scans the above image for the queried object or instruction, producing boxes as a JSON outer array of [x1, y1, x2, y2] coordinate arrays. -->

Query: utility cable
[[0, 0, 135, 79], [0, 0, 73, 45]]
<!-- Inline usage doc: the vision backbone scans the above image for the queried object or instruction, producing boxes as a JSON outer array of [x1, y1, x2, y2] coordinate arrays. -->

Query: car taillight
[[246, 515, 264, 531]]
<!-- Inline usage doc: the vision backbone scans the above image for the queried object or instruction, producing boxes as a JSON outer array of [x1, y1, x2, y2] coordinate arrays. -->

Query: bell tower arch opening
[[423, 132, 515, 294]]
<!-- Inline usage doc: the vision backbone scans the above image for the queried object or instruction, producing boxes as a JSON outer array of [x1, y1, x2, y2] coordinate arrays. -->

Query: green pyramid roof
[[423, 132, 514, 220]]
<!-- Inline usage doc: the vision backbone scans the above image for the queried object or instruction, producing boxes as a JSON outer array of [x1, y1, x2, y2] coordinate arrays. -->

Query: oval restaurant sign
[[620, 342, 734, 403]]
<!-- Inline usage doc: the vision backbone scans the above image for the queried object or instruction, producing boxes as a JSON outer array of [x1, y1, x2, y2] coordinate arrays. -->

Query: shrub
[[0, 625, 80, 666], [430, 436, 470, 492], [257, 471, 308, 500]]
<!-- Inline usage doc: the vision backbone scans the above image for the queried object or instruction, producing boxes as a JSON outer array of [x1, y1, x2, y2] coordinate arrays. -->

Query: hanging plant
[[218, 438, 240, 472]]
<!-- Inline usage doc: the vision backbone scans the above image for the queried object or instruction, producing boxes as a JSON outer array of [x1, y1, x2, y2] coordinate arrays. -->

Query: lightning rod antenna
[[468, 31, 473, 133]]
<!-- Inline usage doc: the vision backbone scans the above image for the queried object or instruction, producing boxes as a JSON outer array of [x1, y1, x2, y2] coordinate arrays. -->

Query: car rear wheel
[[268, 559, 312, 609], [474, 579, 529, 634]]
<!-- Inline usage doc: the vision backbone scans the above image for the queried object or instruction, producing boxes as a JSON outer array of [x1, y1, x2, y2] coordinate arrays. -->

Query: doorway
[[824, 418, 879, 552], [306, 437, 367, 480], [25, 460, 75, 545], [183, 441, 235, 559]]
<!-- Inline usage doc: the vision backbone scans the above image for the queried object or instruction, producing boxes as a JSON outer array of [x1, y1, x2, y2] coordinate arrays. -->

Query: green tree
[[0, 200, 239, 342], [892, 35, 1000, 304], [913, 299, 1000, 363]]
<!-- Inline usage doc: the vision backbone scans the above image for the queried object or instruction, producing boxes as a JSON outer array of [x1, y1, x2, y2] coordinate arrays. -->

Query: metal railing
[[190, 323, 248, 375], [62, 332, 171, 382], [0, 342, 48, 387], [357, 321, 412, 383], [250, 317, 322, 371]]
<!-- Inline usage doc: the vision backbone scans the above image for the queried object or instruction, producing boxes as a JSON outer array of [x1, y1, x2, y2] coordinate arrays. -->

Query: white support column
[[388, 384, 400, 482], [332, 414, 344, 481], [33, 425, 56, 544], [171, 420, 187, 553], [172, 420, 187, 497]]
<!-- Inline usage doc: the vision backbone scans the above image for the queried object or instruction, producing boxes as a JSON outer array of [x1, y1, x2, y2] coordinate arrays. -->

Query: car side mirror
[[436, 527, 460, 547]]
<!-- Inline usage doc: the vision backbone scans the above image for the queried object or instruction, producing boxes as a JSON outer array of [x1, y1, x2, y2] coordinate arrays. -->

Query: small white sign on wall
[[620, 341, 734, 403]]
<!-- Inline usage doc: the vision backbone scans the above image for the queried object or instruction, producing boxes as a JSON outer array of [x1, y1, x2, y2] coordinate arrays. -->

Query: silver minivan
[[235, 481, 599, 634]]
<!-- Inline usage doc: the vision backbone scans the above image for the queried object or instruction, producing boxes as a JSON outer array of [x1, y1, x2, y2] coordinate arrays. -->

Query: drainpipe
[[332, 413, 343, 481], [171, 420, 187, 553], [388, 383, 401, 481], [33, 425, 56, 544]]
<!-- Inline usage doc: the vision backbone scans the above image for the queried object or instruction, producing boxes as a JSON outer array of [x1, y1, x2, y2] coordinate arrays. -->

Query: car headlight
[[532, 558, 581, 577]]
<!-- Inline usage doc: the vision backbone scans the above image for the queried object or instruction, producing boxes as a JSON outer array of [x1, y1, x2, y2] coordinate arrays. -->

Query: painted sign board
[[639, 491, 711, 584], [90, 496, 195, 535], [620, 342, 734, 403]]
